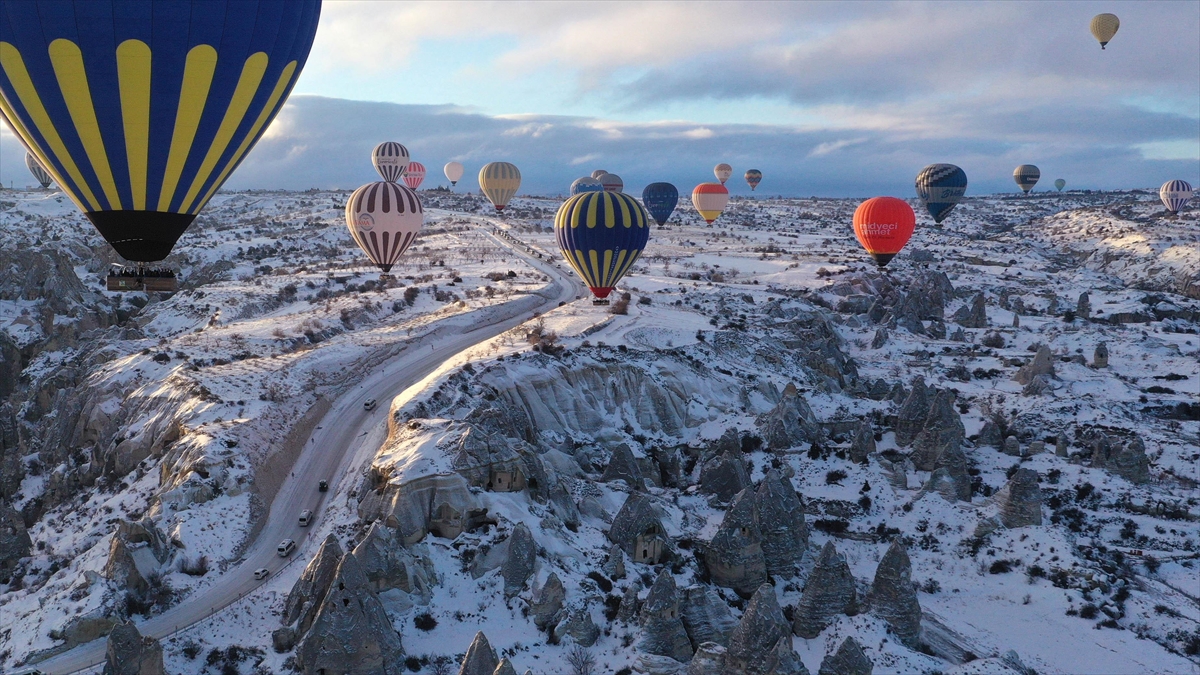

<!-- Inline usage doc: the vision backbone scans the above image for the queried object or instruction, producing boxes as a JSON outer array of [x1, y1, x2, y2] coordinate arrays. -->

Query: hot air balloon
[[1160, 180, 1194, 214], [555, 190, 650, 302], [1090, 13, 1119, 49], [692, 183, 729, 224], [25, 152, 52, 188], [0, 0, 322, 266], [372, 142, 409, 183], [1054, 179, 1066, 192], [599, 173, 624, 193], [591, 169, 608, 179], [444, 161, 464, 186], [744, 169, 762, 191], [479, 162, 521, 211], [403, 162, 426, 190], [714, 163, 733, 185], [345, 181, 423, 274], [914, 164, 967, 224], [853, 197, 915, 267], [642, 182, 679, 226], [571, 177, 603, 195], [1013, 165, 1040, 194]]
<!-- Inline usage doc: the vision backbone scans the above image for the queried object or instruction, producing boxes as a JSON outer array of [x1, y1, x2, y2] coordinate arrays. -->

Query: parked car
[[318, 480, 328, 492], [277, 539, 296, 557], [253, 568, 270, 580], [363, 398, 377, 411], [298, 509, 313, 527]]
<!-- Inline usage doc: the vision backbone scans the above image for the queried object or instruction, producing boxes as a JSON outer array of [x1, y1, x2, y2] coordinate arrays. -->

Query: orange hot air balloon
[[852, 197, 915, 267], [691, 183, 730, 224]]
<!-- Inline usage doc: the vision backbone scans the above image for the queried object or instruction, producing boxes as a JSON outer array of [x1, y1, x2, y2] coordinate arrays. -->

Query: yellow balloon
[[1090, 13, 1119, 49], [478, 162, 521, 211]]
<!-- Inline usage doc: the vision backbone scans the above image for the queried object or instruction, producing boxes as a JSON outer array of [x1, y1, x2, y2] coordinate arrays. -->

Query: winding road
[[34, 227, 581, 675]]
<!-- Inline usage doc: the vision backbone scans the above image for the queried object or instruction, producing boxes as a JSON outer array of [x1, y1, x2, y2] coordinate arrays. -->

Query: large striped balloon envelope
[[853, 197, 915, 267], [915, 163, 967, 224], [372, 142, 409, 183], [25, 152, 52, 188], [555, 191, 650, 300], [1013, 165, 1040, 194], [345, 181, 423, 274], [691, 183, 729, 224], [642, 182, 679, 226], [599, 173, 624, 193], [0, 0, 322, 263], [744, 169, 762, 191], [1160, 180, 1194, 214], [479, 161, 521, 211], [403, 161, 426, 190]]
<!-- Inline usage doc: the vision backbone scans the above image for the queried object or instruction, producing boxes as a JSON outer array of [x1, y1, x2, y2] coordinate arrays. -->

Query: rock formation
[[1003, 435, 1020, 456], [493, 658, 518, 675], [953, 292, 987, 328], [102, 621, 164, 675], [757, 383, 823, 451], [705, 489, 767, 595], [1093, 342, 1109, 368], [699, 449, 751, 502], [817, 637, 872, 675], [681, 584, 737, 648], [608, 492, 669, 564], [602, 442, 645, 489], [357, 473, 488, 545], [849, 419, 875, 463], [501, 522, 537, 598], [102, 519, 172, 596], [602, 543, 626, 580], [893, 378, 929, 447], [554, 605, 600, 646], [283, 535, 344, 636], [1091, 434, 1151, 484], [617, 583, 642, 624], [754, 470, 808, 577], [351, 522, 436, 600], [792, 541, 857, 638], [296, 554, 405, 675], [725, 584, 807, 675], [867, 539, 921, 647], [686, 642, 728, 675], [530, 572, 565, 629], [1013, 346, 1054, 386], [923, 442, 971, 502], [0, 501, 32, 572], [459, 631, 499, 675], [1077, 292, 1091, 319], [995, 469, 1043, 528], [1056, 433, 1069, 457], [638, 570, 694, 662], [871, 327, 888, 349]]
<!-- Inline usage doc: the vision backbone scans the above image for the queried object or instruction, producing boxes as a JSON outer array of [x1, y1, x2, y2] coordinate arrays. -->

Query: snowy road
[[34, 229, 581, 675]]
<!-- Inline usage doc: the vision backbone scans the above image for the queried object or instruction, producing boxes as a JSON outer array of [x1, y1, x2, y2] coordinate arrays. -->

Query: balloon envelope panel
[[1013, 165, 1040, 193], [0, 0, 322, 262], [853, 196, 915, 267], [642, 182, 679, 226], [345, 181, 423, 274], [1160, 180, 1194, 214], [554, 191, 649, 299], [373, 142, 409, 183], [571, 177, 603, 195], [914, 163, 967, 223], [479, 162, 521, 210]]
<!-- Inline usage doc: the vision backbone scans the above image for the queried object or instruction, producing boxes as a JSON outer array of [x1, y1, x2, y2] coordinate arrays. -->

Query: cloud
[[809, 138, 867, 157]]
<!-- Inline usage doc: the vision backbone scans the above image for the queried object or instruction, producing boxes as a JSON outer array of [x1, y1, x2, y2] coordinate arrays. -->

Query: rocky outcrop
[[103, 519, 172, 595], [1093, 342, 1109, 368], [1090, 433, 1151, 484], [1076, 292, 1091, 319], [296, 554, 404, 675], [351, 522, 436, 600], [849, 419, 875, 463], [283, 535, 344, 635], [102, 621, 164, 675], [554, 605, 600, 646], [453, 426, 539, 494], [725, 584, 807, 675], [602, 543, 626, 580], [893, 378, 929, 447], [757, 383, 823, 451], [754, 470, 808, 577], [923, 442, 971, 503], [358, 473, 488, 544], [638, 570, 693, 662], [0, 501, 32, 571], [617, 583, 642, 624], [602, 443, 645, 489], [705, 489, 767, 595], [493, 658, 518, 675], [909, 389, 965, 470], [1013, 345, 1055, 386], [502, 523, 537, 598], [530, 572, 565, 630], [699, 449, 750, 502], [995, 469, 1042, 528], [792, 542, 857, 639], [686, 642, 728, 675], [608, 492, 669, 563], [953, 292, 987, 328], [867, 539, 920, 648], [681, 585, 736, 648], [817, 637, 872, 675], [458, 631, 499, 675]]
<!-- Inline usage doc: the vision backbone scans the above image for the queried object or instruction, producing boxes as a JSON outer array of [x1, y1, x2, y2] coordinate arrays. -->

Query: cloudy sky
[[3, 0, 1198, 197]]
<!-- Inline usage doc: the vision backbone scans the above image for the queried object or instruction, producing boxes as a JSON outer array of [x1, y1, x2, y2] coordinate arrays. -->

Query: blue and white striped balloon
[[1160, 180, 1194, 214], [915, 164, 967, 224], [571, 176, 604, 195]]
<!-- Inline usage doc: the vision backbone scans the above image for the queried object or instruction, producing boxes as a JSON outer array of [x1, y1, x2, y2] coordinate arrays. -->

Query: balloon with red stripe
[[852, 197, 915, 267], [403, 162, 426, 190], [692, 183, 729, 224]]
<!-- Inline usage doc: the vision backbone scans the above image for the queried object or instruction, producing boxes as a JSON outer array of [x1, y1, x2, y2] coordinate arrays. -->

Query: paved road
[[35, 230, 580, 675]]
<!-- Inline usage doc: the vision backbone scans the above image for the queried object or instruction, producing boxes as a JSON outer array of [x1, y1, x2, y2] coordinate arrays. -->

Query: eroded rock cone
[[493, 658, 519, 675], [849, 419, 875, 463], [502, 522, 536, 598], [953, 292, 987, 328], [867, 539, 921, 648], [699, 449, 751, 502], [530, 572, 565, 630], [792, 541, 857, 639], [929, 442, 971, 502], [995, 469, 1043, 528], [638, 570, 694, 662], [1013, 345, 1054, 386], [554, 606, 600, 646], [297, 554, 405, 675], [102, 621, 164, 675], [283, 534, 344, 635], [686, 642, 728, 675], [1077, 292, 1091, 319], [705, 488, 767, 594], [602, 442, 645, 489], [352, 522, 436, 599], [681, 584, 737, 648], [909, 389, 965, 470], [817, 637, 872, 675], [617, 583, 642, 624], [608, 492, 667, 561], [459, 631, 499, 675], [0, 501, 32, 573], [1093, 342, 1109, 368], [1092, 435, 1151, 484], [757, 383, 823, 451], [754, 470, 809, 577], [726, 584, 804, 675], [894, 377, 929, 447]]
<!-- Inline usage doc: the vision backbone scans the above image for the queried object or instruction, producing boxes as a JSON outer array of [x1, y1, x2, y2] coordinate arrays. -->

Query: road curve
[[36, 230, 580, 675]]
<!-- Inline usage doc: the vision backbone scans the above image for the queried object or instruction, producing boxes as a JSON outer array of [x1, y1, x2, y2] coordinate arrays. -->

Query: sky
[[2, 0, 1198, 197]]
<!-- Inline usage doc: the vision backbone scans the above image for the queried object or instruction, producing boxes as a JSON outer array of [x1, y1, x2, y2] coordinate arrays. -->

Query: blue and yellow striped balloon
[[0, 1, 322, 262], [555, 191, 650, 300]]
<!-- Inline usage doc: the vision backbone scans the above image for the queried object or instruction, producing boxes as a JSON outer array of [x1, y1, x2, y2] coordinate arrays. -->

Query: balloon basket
[[592, 299, 610, 306], [106, 266, 178, 292]]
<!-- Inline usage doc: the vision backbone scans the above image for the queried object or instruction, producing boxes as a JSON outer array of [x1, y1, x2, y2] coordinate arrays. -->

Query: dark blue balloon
[[915, 164, 968, 224], [641, 182, 679, 226]]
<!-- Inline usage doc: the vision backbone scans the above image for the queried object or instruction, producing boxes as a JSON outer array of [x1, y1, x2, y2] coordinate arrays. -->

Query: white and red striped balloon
[[403, 162, 426, 190]]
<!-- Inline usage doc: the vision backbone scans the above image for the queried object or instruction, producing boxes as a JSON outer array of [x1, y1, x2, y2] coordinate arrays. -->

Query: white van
[[277, 539, 296, 557], [298, 510, 313, 527], [363, 398, 377, 411]]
